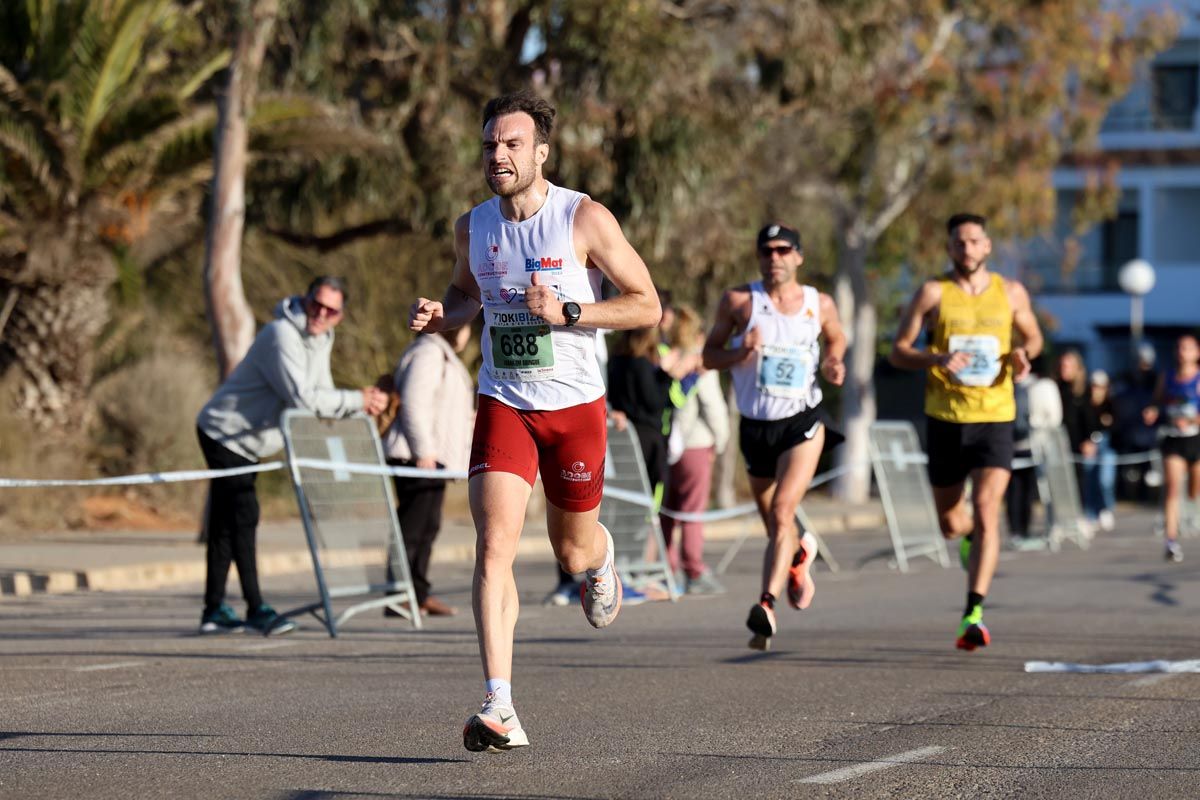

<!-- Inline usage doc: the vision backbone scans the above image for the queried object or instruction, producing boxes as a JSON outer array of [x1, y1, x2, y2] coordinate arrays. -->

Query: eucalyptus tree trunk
[[833, 234, 878, 504], [203, 0, 278, 379]]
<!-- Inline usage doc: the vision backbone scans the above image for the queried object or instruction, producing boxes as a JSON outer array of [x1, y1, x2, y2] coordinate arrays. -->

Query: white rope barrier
[[0, 462, 284, 488], [291, 458, 469, 481], [0, 447, 1164, 523]]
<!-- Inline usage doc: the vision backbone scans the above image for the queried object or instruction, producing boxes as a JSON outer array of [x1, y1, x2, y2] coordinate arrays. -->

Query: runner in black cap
[[702, 223, 846, 650]]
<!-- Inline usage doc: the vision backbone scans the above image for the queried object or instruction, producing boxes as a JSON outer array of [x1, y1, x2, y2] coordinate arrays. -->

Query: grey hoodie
[[196, 296, 365, 460]]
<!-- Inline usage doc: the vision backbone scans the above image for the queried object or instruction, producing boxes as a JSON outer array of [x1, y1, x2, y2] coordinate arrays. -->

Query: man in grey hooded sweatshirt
[[195, 276, 389, 635]]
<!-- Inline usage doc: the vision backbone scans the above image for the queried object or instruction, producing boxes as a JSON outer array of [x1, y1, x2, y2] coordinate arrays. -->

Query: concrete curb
[[0, 509, 884, 599]]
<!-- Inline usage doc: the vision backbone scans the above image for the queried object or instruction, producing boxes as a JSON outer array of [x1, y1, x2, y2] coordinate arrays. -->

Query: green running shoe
[[955, 606, 989, 651], [958, 536, 972, 570]]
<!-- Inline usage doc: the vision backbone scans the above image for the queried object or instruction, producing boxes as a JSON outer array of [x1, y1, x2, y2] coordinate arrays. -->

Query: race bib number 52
[[757, 343, 814, 398]]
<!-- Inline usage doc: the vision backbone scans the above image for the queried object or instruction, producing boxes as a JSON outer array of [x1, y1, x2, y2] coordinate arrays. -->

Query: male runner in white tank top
[[408, 91, 661, 753], [703, 223, 847, 650]]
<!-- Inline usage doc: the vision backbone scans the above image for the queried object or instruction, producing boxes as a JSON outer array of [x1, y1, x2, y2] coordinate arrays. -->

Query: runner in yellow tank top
[[925, 272, 1016, 423], [890, 213, 1043, 652]]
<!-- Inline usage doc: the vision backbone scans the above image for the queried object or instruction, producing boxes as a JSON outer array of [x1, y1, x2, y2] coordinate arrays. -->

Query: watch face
[[564, 302, 582, 323]]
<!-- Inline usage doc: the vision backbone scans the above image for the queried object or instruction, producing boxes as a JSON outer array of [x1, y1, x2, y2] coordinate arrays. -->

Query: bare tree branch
[[896, 11, 963, 91], [659, 1, 738, 22], [261, 218, 415, 252], [864, 152, 929, 243], [0, 286, 18, 340], [791, 180, 851, 214]]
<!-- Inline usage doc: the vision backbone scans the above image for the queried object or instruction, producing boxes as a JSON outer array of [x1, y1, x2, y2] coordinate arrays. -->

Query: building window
[[1022, 189, 1139, 292], [1154, 187, 1200, 264], [1100, 206, 1139, 283], [1152, 64, 1198, 131]]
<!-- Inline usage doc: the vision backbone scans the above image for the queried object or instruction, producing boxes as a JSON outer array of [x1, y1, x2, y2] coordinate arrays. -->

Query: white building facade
[[1016, 0, 1200, 374]]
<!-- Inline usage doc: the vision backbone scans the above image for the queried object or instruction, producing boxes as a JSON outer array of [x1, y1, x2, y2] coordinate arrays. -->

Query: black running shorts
[[739, 405, 843, 479], [1161, 434, 1200, 465], [925, 415, 1014, 488]]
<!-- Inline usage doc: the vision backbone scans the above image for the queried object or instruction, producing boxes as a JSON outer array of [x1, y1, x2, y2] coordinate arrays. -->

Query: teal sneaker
[[199, 604, 244, 635], [959, 536, 972, 570], [245, 604, 297, 636]]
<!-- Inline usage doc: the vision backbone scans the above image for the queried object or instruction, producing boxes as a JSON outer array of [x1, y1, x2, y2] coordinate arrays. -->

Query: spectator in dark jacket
[[1113, 343, 1160, 501], [1056, 350, 1098, 457], [607, 327, 695, 499], [1083, 370, 1117, 531]]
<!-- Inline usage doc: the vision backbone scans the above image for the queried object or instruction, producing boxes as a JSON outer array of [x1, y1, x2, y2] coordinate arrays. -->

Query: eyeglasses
[[307, 298, 343, 318], [759, 245, 795, 257]]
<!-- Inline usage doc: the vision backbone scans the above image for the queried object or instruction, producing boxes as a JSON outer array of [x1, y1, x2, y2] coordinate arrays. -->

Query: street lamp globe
[[1118, 258, 1156, 296]]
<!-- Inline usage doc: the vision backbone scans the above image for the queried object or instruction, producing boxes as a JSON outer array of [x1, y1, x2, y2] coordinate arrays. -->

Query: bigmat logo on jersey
[[525, 256, 564, 272]]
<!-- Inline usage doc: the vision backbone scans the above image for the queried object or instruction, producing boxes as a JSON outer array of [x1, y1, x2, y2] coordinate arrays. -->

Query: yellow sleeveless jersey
[[924, 273, 1015, 423]]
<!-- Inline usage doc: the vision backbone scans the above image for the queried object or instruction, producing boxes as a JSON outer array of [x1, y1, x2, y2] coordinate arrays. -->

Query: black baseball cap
[[756, 223, 802, 252]]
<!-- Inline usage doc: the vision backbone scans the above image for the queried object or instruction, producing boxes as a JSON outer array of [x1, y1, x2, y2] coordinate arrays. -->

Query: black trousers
[[1005, 448, 1039, 538], [197, 428, 263, 613], [632, 420, 668, 492], [386, 459, 447, 605]]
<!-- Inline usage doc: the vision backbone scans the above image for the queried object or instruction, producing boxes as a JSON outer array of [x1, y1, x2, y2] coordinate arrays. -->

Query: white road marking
[[1025, 659, 1200, 674], [74, 661, 145, 672], [1129, 673, 1180, 688], [796, 745, 947, 784]]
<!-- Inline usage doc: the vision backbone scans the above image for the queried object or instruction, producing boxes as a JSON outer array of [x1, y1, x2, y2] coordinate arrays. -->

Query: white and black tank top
[[469, 183, 606, 411], [730, 282, 823, 421]]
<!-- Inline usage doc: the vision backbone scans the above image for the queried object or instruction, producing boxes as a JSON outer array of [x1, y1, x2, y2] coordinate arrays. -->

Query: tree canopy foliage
[[0, 1, 1179, 508]]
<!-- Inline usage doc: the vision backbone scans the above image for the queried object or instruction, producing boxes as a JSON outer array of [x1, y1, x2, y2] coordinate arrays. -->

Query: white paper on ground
[[1024, 659, 1200, 674]]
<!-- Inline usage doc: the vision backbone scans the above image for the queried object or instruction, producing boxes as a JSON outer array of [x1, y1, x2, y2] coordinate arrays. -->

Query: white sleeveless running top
[[470, 182, 606, 411], [730, 282, 823, 421]]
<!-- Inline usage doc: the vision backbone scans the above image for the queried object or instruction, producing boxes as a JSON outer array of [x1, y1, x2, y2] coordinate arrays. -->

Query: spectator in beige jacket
[[383, 326, 475, 616], [660, 305, 731, 594]]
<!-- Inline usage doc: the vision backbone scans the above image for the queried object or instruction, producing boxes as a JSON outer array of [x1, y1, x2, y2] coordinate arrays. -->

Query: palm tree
[[0, 0, 224, 427], [0, 0, 381, 429]]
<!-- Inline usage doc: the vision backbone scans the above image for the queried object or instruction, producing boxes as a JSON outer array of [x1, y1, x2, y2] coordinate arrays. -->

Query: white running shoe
[[786, 531, 818, 610], [463, 693, 530, 753], [1166, 539, 1184, 563], [1098, 510, 1115, 532], [581, 524, 622, 628]]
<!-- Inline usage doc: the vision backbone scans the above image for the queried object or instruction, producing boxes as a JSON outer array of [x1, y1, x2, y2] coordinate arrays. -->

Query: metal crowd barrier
[[279, 410, 421, 636], [3, 413, 1175, 622], [601, 421, 680, 599], [867, 421, 952, 572], [1031, 426, 1092, 551]]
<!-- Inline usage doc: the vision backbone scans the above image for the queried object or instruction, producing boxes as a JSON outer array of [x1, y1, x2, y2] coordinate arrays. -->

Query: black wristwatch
[[562, 301, 582, 327]]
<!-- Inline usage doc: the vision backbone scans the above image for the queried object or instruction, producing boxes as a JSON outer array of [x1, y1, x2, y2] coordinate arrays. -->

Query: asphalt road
[[2, 513, 1198, 799]]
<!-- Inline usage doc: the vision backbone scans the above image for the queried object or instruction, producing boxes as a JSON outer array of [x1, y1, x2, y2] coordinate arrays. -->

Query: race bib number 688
[[490, 323, 555, 381]]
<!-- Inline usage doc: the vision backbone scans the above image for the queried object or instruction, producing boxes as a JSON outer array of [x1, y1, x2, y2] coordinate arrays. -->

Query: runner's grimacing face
[[947, 222, 991, 276], [757, 239, 803, 286], [482, 112, 547, 197]]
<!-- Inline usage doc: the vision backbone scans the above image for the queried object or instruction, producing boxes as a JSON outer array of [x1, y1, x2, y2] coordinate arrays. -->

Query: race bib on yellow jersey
[[487, 307, 555, 381], [948, 334, 1002, 387], [757, 343, 814, 398]]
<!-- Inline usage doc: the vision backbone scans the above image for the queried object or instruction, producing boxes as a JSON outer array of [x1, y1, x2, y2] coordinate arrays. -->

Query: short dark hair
[[947, 213, 987, 235], [306, 275, 348, 304], [482, 91, 556, 145]]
